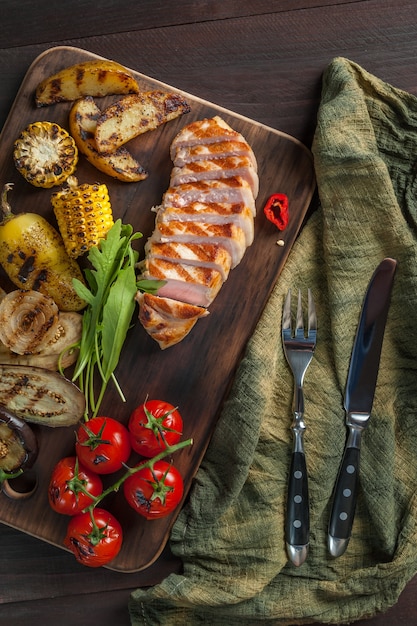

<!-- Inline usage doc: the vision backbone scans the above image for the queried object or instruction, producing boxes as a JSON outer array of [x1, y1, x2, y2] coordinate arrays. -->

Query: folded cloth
[[129, 58, 417, 624]]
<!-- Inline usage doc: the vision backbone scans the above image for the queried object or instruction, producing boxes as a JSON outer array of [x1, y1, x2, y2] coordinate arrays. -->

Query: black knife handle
[[286, 451, 309, 565], [328, 445, 360, 557]]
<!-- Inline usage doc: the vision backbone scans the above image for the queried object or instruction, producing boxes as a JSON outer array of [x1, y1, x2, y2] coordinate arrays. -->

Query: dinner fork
[[282, 289, 317, 566]]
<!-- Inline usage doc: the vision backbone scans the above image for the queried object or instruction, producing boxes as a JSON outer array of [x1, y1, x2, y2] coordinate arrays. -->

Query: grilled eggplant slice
[[0, 365, 85, 427], [0, 404, 38, 475]]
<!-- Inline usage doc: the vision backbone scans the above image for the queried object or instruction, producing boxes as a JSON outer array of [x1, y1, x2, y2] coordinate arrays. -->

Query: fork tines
[[283, 288, 317, 343]]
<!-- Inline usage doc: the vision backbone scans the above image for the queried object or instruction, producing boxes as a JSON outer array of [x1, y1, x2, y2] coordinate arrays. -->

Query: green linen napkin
[[129, 58, 417, 624]]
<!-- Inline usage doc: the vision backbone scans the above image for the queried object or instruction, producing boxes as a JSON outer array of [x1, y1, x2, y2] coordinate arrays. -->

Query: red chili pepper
[[263, 193, 289, 231]]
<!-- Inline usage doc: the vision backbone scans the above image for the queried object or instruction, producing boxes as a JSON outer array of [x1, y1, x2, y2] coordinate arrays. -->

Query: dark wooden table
[[1, 1, 417, 624]]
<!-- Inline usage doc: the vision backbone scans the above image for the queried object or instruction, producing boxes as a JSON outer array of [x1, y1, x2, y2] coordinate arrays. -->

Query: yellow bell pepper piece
[[0, 184, 86, 312]]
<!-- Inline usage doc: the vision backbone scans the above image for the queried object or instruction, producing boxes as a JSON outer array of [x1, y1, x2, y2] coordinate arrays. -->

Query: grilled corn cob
[[0, 184, 86, 312], [13, 121, 78, 188], [51, 176, 114, 259]]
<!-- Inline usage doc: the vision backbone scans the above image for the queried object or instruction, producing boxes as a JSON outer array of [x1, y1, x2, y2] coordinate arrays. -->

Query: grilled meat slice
[[145, 240, 232, 281], [162, 177, 256, 216], [140, 257, 223, 307], [170, 116, 243, 158], [137, 116, 258, 348], [173, 140, 257, 171], [136, 292, 208, 350], [170, 156, 259, 198], [156, 201, 254, 247], [151, 220, 247, 268]]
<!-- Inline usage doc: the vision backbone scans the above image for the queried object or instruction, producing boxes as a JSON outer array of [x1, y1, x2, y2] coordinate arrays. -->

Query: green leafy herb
[[136, 278, 166, 295], [71, 219, 143, 420]]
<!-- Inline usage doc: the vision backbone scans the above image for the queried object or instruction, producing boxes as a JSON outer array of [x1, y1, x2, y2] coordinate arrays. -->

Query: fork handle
[[286, 450, 309, 566], [328, 443, 360, 558]]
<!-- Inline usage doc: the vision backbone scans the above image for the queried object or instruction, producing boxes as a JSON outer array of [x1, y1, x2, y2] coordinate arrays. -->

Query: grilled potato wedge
[[35, 59, 139, 107], [69, 97, 148, 182], [94, 90, 191, 153]]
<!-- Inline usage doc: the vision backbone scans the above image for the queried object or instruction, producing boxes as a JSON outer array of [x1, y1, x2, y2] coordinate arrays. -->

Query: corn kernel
[[51, 176, 114, 258], [13, 121, 78, 188]]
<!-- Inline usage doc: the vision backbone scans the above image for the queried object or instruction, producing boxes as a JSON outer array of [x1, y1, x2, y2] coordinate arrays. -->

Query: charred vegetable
[[69, 96, 148, 183], [0, 183, 86, 311], [0, 364, 85, 427], [13, 121, 78, 188], [94, 90, 191, 153], [0, 290, 82, 370], [35, 59, 139, 107], [51, 176, 114, 259], [0, 290, 60, 355], [0, 404, 38, 481]]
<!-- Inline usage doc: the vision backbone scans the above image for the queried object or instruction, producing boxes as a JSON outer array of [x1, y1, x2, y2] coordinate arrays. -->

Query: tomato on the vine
[[48, 456, 103, 516], [75, 417, 131, 474], [128, 400, 183, 457], [64, 508, 123, 568], [123, 460, 184, 519]]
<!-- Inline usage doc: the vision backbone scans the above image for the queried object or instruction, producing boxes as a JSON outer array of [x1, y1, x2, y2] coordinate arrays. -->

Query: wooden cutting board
[[0, 46, 315, 572]]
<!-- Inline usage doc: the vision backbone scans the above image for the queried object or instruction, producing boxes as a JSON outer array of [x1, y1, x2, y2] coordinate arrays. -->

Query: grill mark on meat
[[156, 202, 254, 247], [173, 140, 257, 171], [170, 156, 259, 198], [151, 221, 247, 268], [137, 116, 258, 348], [169, 116, 241, 159], [145, 241, 232, 281], [141, 257, 223, 307], [136, 292, 208, 350], [162, 177, 256, 215]]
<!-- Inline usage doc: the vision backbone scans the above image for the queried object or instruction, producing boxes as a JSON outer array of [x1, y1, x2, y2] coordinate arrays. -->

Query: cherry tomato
[[75, 417, 131, 474], [128, 400, 183, 457], [123, 460, 184, 519], [64, 508, 123, 568], [48, 456, 103, 516]]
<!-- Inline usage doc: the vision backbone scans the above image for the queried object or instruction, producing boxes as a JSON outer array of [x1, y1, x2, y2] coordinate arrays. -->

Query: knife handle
[[286, 450, 309, 566], [328, 445, 360, 557]]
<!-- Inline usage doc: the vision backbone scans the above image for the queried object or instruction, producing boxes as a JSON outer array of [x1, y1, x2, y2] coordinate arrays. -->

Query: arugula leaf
[[101, 264, 137, 382], [71, 219, 149, 419], [136, 278, 167, 295]]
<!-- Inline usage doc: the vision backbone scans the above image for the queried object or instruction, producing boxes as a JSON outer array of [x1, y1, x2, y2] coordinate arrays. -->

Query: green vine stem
[[83, 437, 193, 514]]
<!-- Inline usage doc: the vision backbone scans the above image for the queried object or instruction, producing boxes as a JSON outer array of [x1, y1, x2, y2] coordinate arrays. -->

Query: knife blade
[[328, 257, 397, 558]]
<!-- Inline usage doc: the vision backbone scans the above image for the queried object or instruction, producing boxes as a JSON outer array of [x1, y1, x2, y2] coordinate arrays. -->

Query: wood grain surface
[[0, 46, 315, 572], [1, 1, 417, 623]]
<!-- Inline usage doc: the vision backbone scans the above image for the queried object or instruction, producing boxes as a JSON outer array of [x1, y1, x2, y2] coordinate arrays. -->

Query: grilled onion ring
[[0, 290, 60, 355]]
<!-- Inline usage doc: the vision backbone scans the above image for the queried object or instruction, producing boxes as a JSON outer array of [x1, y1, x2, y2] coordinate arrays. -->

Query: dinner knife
[[328, 257, 397, 558]]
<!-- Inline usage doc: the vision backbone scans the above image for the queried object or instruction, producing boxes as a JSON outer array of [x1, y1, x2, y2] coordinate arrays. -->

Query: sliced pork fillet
[[162, 177, 256, 217], [140, 257, 223, 307], [136, 292, 208, 350], [150, 220, 247, 268], [137, 115, 258, 348], [155, 201, 254, 247], [170, 116, 244, 159], [145, 240, 232, 281], [170, 156, 259, 198], [173, 140, 257, 171]]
